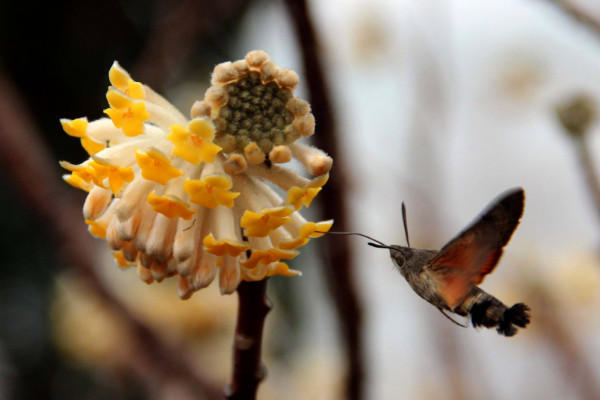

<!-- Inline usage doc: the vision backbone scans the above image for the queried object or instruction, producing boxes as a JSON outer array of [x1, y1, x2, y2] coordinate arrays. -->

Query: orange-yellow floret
[[61, 117, 89, 138], [85, 219, 107, 238], [108, 62, 145, 99], [87, 161, 134, 195], [278, 220, 333, 250], [106, 90, 132, 109], [60, 161, 95, 191], [240, 206, 294, 237], [286, 174, 329, 210], [61, 118, 106, 155], [287, 186, 321, 210], [147, 191, 195, 220], [90, 161, 134, 195], [241, 248, 298, 269], [104, 90, 149, 137], [203, 234, 250, 257], [63, 172, 92, 192], [135, 149, 183, 185], [167, 119, 222, 165], [183, 175, 240, 209], [268, 262, 301, 277], [113, 251, 132, 267]]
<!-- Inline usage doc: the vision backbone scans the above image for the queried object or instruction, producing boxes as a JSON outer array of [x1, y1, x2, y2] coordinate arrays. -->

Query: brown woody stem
[[225, 279, 271, 400], [283, 0, 365, 399]]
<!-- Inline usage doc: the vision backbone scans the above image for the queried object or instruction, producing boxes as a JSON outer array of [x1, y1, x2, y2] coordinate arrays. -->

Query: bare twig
[[556, 94, 600, 231], [0, 64, 222, 400], [548, 0, 600, 37], [133, 0, 249, 91], [282, 1, 365, 399], [574, 136, 600, 226], [225, 280, 271, 400]]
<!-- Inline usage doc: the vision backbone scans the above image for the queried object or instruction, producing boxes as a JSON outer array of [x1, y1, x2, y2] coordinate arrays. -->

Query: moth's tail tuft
[[496, 303, 531, 337], [470, 298, 501, 329], [469, 296, 531, 337]]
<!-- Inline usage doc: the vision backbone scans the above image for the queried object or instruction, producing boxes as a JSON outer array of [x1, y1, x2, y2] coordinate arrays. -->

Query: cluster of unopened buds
[[60, 50, 333, 298]]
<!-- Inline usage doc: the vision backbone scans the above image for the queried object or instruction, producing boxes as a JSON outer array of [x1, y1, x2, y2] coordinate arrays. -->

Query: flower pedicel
[[60, 50, 333, 298]]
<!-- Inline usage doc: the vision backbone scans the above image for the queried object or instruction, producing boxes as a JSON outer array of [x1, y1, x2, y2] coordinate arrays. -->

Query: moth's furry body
[[381, 188, 531, 336]]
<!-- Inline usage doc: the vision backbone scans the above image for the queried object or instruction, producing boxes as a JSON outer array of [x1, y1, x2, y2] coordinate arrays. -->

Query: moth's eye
[[395, 257, 406, 267]]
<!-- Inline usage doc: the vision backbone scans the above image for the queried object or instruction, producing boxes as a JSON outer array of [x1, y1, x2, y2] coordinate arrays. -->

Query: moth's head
[[388, 245, 413, 268], [368, 242, 412, 269]]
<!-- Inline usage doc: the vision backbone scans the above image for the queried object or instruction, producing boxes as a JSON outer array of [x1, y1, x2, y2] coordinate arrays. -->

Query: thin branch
[[555, 94, 600, 233], [0, 64, 222, 400], [133, 0, 250, 91], [282, 1, 365, 399], [547, 0, 600, 37], [574, 136, 600, 227], [225, 280, 271, 400]]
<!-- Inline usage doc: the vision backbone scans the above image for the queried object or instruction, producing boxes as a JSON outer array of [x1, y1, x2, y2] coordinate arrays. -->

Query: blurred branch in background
[[283, 0, 365, 399], [555, 94, 600, 232], [547, 0, 600, 36], [403, 6, 479, 397], [0, 63, 222, 400], [525, 277, 600, 400], [133, 0, 250, 91]]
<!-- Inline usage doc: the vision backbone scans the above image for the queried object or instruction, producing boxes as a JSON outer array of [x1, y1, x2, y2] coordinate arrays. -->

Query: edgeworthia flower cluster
[[60, 50, 333, 298]]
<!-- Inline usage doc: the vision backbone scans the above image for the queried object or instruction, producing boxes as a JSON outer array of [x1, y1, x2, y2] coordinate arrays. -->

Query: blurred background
[[1, 0, 600, 399]]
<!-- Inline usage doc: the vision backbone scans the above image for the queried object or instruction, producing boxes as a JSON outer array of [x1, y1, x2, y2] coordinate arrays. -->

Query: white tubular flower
[[61, 51, 333, 298]]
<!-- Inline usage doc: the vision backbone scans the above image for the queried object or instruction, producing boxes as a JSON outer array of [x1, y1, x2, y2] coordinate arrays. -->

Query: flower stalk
[[225, 279, 271, 400]]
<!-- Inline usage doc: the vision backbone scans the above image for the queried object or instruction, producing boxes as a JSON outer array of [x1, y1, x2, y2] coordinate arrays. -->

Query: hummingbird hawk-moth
[[334, 188, 531, 336]]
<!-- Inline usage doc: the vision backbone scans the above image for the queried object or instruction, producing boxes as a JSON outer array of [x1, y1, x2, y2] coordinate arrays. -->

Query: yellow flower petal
[[167, 119, 221, 165], [104, 92, 149, 137], [241, 248, 298, 269], [147, 191, 195, 220], [61, 118, 88, 138], [203, 233, 250, 257], [86, 161, 110, 187], [63, 173, 91, 192], [109, 62, 145, 99], [84, 160, 134, 194], [309, 219, 333, 238], [80, 137, 106, 156], [287, 186, 321, 210], [188, 118, 215, 140], [183, 176, 240, 209], [135, 149, 183, 185], [268, 262, 301, 277], [106, 90, 132, 109], [286, 173, 329, 210], [126, 80, 145, 100], [212, 188, 240, 208], [61, 118, 105, 155], [113, 251, 132, 267], [240, 206, 294, 237], [107, 166, 134, 195], [85, 219, 107, 238], [278, 219, 334, 250]]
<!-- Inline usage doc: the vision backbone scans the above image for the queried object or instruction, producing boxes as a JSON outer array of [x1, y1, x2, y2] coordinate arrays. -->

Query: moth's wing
[[427, 188, 525, 309]]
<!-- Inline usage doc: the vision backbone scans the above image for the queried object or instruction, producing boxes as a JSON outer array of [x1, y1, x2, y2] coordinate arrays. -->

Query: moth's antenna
[[319, 231, 388, 247], [402, 202, 411, 248]]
